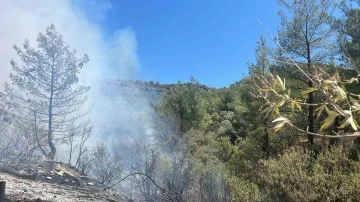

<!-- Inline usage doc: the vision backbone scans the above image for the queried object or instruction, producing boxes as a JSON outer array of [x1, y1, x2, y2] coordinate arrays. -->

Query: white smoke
[[0, 0, 139, 83], [0, 0, 155, 156]]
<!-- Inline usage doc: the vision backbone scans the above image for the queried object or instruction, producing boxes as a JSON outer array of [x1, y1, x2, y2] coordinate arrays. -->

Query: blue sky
[[89, 0, 280, 88]]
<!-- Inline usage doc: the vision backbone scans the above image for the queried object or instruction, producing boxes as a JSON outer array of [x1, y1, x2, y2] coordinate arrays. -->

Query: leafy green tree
[[336, 0, 360, 68], [4, 24, 90, 159], [249, 36, 271, 76], [160, 76, 204, 132], [276, 0, 336, 145], [248, 36, 273, 158]]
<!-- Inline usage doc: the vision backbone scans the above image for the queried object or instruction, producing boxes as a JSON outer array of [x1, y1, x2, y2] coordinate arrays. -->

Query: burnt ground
[[0, 160, 131, 202]]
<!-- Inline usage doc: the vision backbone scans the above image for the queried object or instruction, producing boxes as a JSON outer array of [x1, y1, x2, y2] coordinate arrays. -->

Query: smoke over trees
[[3, 24, 90, 160], [4, 0, 360, 201]]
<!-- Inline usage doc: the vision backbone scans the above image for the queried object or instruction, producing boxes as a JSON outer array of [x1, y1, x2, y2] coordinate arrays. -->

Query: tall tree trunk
[[306, 39, 314, 146], [48, 63, 56, 159], [34, 111, 47, 157], [262, 57, 270, 159], [329, 116, 340, 146], [263, 119, 269, 159]]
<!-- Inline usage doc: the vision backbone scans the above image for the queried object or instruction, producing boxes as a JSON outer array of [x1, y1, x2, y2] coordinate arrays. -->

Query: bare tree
[[0, 93, 11, 133], [67, 122, 77, 165], [74, 120, 92, 172], [65, 119, 92, 167], [4, 24, 90, 159], [131, 145, 160, 201], [153, 113, 182, 153], [0, 126, 40, 166], [163, 150, 195, 201], [90, 143, 122, 185], [0, 94, 50, 166]]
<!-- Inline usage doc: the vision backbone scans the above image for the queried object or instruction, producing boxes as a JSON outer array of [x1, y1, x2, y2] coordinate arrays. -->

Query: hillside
[[0, 160, 129, 202], [3, 1, 360, 201]]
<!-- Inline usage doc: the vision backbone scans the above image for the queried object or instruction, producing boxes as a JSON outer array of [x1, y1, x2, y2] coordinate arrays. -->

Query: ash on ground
[[0, 160, 132, 202]]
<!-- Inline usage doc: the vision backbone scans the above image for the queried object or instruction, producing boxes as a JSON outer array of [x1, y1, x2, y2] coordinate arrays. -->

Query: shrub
[[89, 143, 122, 185], [259, 146, 360, 202], [226, 176, 261, 202]]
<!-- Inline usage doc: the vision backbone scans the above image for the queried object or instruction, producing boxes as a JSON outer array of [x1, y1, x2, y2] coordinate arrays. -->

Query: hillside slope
[[0, 161, 129, 202]]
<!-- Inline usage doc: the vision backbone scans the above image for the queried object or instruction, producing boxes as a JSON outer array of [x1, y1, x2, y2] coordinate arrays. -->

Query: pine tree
[[277, 0, 336, 145], [4, 24, 90, 159]]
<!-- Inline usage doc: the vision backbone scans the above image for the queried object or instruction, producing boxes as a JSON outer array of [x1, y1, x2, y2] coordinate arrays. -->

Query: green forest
[[3, 0, 360, 201]]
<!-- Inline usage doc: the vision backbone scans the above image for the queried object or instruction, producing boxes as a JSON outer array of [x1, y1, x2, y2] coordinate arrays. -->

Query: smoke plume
[[0, 0, 153, 156]]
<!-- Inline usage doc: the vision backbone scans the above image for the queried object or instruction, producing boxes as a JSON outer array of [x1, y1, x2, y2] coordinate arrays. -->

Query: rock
[[55, 170, 64, 176], [87, 182, 94, 186], [46, 176, 52, 180]]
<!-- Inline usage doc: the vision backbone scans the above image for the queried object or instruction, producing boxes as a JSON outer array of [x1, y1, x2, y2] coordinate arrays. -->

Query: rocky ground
[[0, 160, 131, 202]]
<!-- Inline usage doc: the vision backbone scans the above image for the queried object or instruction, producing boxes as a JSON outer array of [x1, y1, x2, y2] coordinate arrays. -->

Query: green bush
[[259, 146, 360, 202], [226, 176, 261, 202]]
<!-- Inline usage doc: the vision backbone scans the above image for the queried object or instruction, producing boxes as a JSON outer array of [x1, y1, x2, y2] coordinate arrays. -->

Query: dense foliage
[[3, 0, 360, 201], [153, 0, 360, 201]]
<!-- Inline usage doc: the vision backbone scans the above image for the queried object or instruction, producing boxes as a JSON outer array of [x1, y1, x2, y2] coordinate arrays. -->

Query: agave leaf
[[315, 105, 325, 120], [276, 99, 286, 108], [276, 75, 285, 91], [339, 116, 358, 131], [352, 102, 360, 111], [265, 107, 273, 119], [349, 96, 356, 102], [343, 110, 352, 116], [273, 116, 288, 132], [333, 86, 346, 102], [325, 106, 330, 114], [262, 106, 273, 119], [272, 116, 288, 123], [339, 116, 352, 129], [301, 87, 318, 95], [351, 118, 358, 131], [324, 79, 336, 85], [290, 101, 295, 115], [274, 122, 285, 132], [320, 110, 338, 131], [345, 77, 358, 84], [261, 106, 271, 114]]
